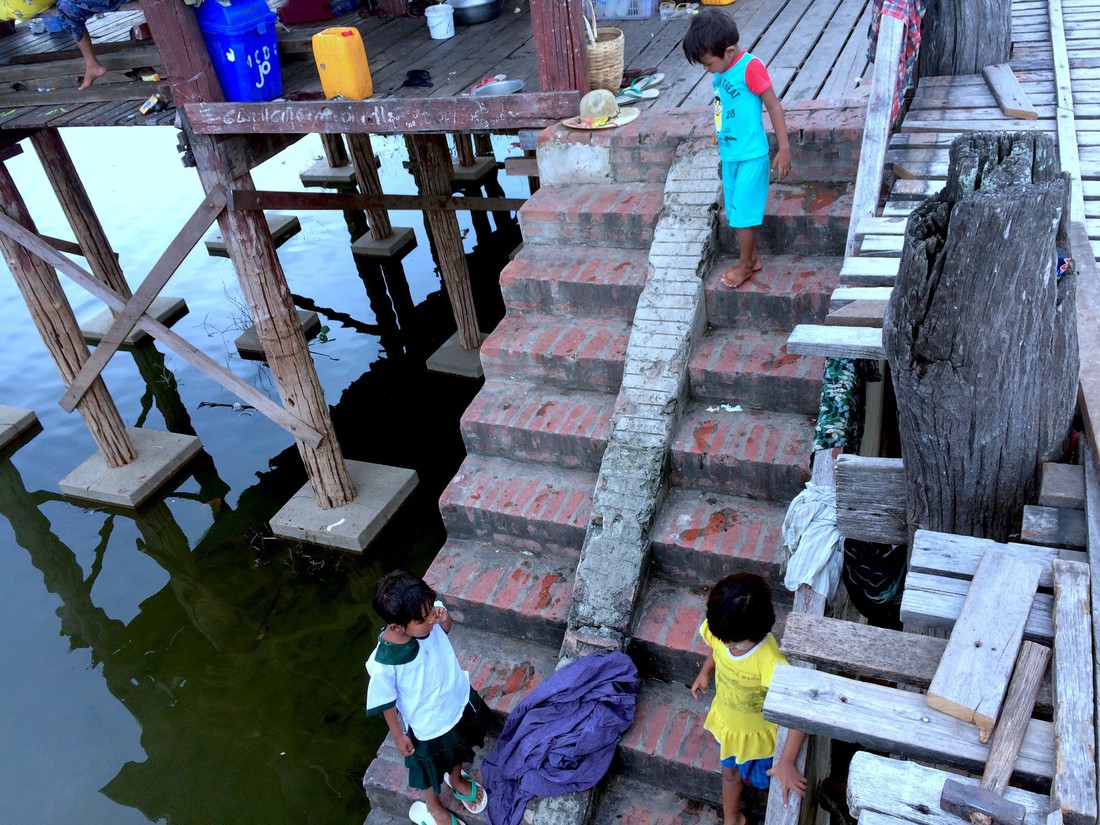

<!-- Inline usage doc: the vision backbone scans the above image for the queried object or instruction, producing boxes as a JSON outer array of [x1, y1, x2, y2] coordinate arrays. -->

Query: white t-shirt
[[365, 623, 471, 740]]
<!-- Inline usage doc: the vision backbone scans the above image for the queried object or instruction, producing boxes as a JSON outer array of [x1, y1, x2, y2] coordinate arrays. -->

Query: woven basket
[[584, 0, 624, 92]]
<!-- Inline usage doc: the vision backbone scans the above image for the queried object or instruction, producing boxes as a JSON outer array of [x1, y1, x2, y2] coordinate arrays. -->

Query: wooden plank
[[926, 552, 1044, 739], [830, 286, 893, 308], [182, 92, 581, 136], [824, 300, 887, 327], [504, 157, 539, 177], [1039, 463, 1086, 509], [1021, 505, 1088, 549], [0, 45, 161, 84], [839, 255, 899, 285], [214, 134, 304, 180], [984, 63, 1039, 118], [779, 612, 1054, 715], [847, 752, 1051, 825], [763, 665, 1055, 785], [787, 323, 885, 359], [910, 529, 1085, 591], [901, 571, 1054, 644], [1050, 559, 1097, 825], [229, 189, 527, 214], [1086, 445, 1100, 825], [834, 454, 907, 544]]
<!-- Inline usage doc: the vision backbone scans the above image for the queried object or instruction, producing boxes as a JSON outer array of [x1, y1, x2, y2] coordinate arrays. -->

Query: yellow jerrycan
[[313, 27, 373, 99]]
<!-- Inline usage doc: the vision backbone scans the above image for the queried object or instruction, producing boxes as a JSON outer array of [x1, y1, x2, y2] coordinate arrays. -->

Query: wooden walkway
[[0, 0, 870, 133]]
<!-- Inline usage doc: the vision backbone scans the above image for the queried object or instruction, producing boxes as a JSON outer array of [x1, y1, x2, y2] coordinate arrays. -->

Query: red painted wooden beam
[[530, 0, 589, 92]]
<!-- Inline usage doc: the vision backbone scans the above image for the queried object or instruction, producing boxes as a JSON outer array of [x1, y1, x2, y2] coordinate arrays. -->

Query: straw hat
[[562, 89, 641, 130]]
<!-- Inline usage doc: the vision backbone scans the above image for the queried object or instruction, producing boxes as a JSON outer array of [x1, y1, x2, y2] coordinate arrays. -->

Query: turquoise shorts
[[722, 155, 771, 229]]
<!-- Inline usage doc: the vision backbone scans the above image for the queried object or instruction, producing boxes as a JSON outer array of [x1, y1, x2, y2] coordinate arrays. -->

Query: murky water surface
[[0, 127, 519, 824]]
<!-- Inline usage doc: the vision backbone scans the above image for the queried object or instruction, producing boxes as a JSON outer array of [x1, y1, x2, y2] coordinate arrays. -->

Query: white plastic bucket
[[425, 4, 454, 39]]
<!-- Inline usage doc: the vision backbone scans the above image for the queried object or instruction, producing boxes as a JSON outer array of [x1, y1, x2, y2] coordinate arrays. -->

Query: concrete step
[[438, 454, 593, 555], [670, 403, 814, 502], [500, 245, 650, 319], [705, 254, 841, 332], [518, 182, 665, 249], [593, 775, 722, 823], [426, 539, 573, 648], [460, 380, 614, 472], [689, 327, 824, 416], [719, 181, 853, 258], [650, 487, 789, 588], [481, 312, 630, 393]]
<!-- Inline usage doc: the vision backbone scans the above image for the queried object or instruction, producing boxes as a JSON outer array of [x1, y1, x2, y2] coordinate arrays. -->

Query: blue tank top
[[712, 52, 769, 162]]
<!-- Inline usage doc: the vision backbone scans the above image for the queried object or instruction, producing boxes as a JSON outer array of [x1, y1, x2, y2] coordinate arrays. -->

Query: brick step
[[593, 775, 722, 823], [460, 380, 614, 472], [439, 454, 593, 555], [481, 312, 629, 392], [627, 578, 792, 690], [426, 539, 573, 648], [650, 487, 789, 587], [705, 254, 841, 331], [719, 181, 853, 258], [689, 327, 825, 416], [518, 181, 665, 249], [499, 245, 650, 319], [670, 403, 814, 501]]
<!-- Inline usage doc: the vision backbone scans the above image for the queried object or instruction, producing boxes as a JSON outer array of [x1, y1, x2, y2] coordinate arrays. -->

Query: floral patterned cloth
[[813, 357, 880, 452]]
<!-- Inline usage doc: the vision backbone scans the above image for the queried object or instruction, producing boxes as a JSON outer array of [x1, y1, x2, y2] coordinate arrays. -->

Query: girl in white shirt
[[366, 570, 490, 825]]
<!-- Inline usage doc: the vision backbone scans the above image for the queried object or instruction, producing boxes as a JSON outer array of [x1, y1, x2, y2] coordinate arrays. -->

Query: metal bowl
[[447, 0, 504, 25], [471, 79, 525, 96]]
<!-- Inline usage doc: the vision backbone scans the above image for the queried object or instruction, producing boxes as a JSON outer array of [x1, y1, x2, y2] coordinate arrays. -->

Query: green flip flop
[[443, 770, 488, 815]]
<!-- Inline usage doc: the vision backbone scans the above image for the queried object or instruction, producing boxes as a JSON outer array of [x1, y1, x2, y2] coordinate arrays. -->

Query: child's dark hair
[[683, 8, 740, 66], [373, 569, 435, 626], [706, 573, 775, 644]]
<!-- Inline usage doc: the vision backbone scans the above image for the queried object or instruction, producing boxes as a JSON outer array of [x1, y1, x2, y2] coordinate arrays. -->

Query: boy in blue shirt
[[684, 10, 792, 288]]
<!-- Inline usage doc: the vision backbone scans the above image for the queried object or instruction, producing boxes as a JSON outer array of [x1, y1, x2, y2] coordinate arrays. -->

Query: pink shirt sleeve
[[745, 58, 772, 96]]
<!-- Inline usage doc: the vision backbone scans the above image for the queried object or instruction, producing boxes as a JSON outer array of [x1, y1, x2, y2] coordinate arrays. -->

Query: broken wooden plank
[[824, 300, 888, 328], [830, 286, 893, 308], [839, 256, 900, 286], [910, 529, 1085, 590], [1050, 559, 1097, 825], [763, 665, 1055, 784], [1039, 463, 1086, 510], [787, 324, 885, 359], [983, 63, 1040, 119], [847, 752, 1051, 825], [1021, 505, 1087, 549], [834, 454, 907, 544]]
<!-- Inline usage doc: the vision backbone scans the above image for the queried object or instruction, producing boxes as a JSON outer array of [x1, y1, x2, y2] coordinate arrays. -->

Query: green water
[[0, 128, 517, 824]]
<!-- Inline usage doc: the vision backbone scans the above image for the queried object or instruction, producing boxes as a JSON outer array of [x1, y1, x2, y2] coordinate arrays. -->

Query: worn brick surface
[[461, 380, 614, 471], [670, 403, 814, 501], [499, 245, 650, 319], [705, 254, 841, 331], [689, 327, 825, 415], [481, 312, 630, 392], [650, 487, 789, 587], [720, 181, 854, 257], [518, 182, 665, 249], [439, 454, 593, 554], [594, 777, 722, 824], [426, 538, 574, 647]]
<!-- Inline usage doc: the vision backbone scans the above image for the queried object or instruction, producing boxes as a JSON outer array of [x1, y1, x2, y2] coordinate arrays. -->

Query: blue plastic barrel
[[195, 0, 283, 103]]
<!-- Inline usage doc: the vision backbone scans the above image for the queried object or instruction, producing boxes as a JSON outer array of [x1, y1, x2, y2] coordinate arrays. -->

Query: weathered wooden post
[[347, 134, 418, 259], [919, 0, 1011, 77], [530, 0, 589, 91], [882, 132, 1076, 543]]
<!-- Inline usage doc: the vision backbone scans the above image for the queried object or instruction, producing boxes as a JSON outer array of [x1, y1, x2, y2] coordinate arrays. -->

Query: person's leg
[[447, 764, 485, 809], [720, 155, 768, 288], [721, 765, 746, 825], [74, 33, 107, 89], [422, 786, 452, 824], [56, 0, 106, 89]]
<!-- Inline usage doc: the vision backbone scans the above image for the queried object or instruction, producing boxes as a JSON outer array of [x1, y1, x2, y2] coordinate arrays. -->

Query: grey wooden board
[[926, 552, 1044, 734], [901, 571, 1054, 644], [1039, 463, 1086, 509], [830, 286, 893, 308], [1087, 445, 1100, 825], [859, 813, 914, 825], [1050, 559, 1098, 825], [847, 752, 1052, 825], [910, 529, 1086, 591], [834, 454, 907, 544], [763, 665, 1055, 784], [840, 256, 899, 286], [1021, 505, 1088, 549], [0, 405, 38, 452], [787, 324, 885, 359]]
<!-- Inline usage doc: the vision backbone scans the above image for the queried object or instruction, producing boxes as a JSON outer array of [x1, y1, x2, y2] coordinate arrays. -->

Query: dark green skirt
[[406, 687, 491, 791]]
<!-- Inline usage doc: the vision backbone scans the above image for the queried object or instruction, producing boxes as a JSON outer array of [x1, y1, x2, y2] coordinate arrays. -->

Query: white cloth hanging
[[781, 482, 842, 600]]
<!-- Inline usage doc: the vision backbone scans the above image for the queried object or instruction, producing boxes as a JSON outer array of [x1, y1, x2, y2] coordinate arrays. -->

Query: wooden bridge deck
[[0, 0, 870, 134]]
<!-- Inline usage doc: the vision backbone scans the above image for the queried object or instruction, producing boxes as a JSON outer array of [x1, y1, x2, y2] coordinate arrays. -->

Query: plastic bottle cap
[[341, 29, 352, 36]]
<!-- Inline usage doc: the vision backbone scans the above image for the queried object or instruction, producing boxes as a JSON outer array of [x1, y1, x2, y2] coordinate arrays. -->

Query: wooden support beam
[[214, 133, 305, 180], [320, 133, 350, 168], [1050, 559, 1097, 825], [530, 0, 588, 92], [181, 92, 581, 136], [454, 133, 475, 167], [346, 135, 393, 240], [910, 529, 1085, 591], [0, 162, 135, 468], [58, 187, 227, 414], [834, 454, 907, 545], [902, 571, 1054, 644], [229, 189, 526, 214]]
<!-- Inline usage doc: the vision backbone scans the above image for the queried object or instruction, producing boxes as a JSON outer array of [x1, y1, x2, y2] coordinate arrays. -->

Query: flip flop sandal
[[443, 771, 488, 814], [630, 72, 665, 91], [403, 69, 433, 88], [615, 86, 660, 104], [408, 800, 466, 825]]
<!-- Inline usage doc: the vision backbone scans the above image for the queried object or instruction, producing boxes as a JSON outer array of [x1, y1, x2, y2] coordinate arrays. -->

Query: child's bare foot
[[78, 62, 107, 90], [724, 813, 748, 825], [720, 260, 758, 289]]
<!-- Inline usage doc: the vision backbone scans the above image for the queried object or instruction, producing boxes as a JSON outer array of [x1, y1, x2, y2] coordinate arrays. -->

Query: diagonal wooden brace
[[0, 209, 324, 448], [58, 186, 227, 414]]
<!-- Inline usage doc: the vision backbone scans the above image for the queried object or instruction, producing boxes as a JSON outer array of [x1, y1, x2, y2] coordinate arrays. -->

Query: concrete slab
[[59, 427, 201, 508], [205, 213, 301, 257], [81, 295, 189, 347], [269, 460, 418, 552], [426, 331, 486, 379], [0, 405, 39, 452], [451, 157, 498, 185], [299, 159, 358, 189], [351, 226, 417, 261], [235, 310, 322, 360]]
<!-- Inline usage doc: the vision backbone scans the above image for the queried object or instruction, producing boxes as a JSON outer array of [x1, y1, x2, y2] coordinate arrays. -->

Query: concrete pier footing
[[426, 331, 486, 379], [81, 296, 189, 347], [235, 310, 322, 360], [205, 213, 301, 257], [299, 159, 358, 189], [0, 405, 39, 452], [351, 226, 417, 261], [451, 157, 497, 186]]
